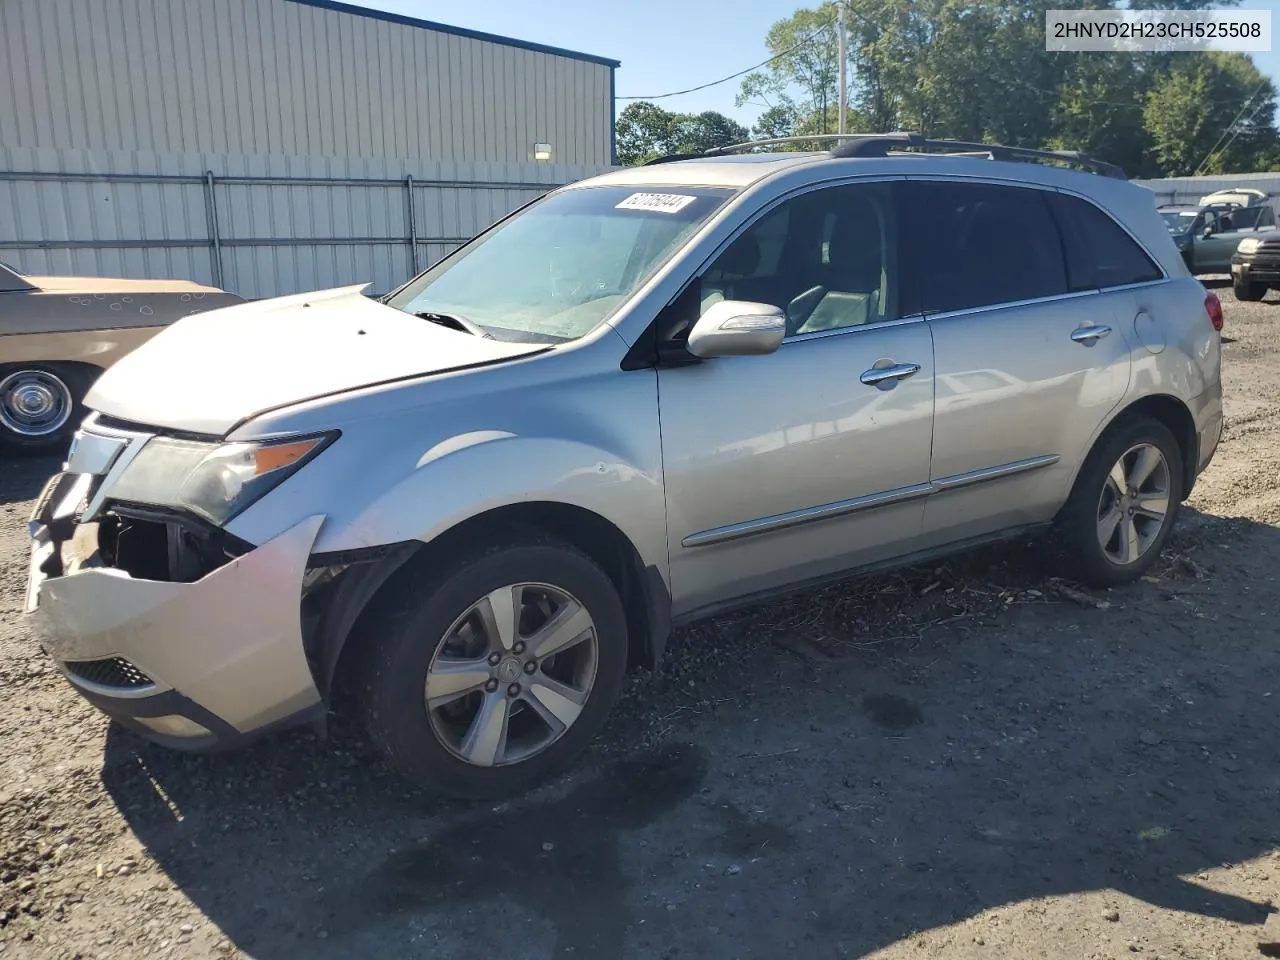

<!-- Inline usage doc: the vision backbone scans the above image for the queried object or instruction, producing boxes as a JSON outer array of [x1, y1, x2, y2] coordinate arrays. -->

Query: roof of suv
[[573, 152, 1140, 195]]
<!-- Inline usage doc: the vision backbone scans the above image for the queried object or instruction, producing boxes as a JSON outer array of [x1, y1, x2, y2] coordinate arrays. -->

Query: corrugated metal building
[[0, 0, 618, 298], [1131, 172, 1280, 207]]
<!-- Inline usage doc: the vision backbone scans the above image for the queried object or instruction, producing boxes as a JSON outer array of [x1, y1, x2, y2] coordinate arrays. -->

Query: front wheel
[[1054, 418, 1183, 588], [0, 364, 88, 451], [1234, 277, 1266, 301], [358, 538, 629, 799]]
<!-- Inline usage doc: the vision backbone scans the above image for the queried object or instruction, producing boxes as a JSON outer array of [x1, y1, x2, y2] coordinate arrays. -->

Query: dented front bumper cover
[[26, 475, 326, 749]]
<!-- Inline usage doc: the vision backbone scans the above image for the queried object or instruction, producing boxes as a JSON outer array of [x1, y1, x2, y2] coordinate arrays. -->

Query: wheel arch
[[0, 358, 104, 385], [313, 500, 672, 701], [1072, 394, 1199, 504]]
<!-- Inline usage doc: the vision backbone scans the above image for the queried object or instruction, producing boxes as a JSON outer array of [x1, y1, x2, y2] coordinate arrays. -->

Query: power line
[[616, 18, 836, 102], [1193, 77, 1272, 176]]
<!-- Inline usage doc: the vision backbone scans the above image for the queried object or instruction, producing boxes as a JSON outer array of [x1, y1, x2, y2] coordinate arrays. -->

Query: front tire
[[1234, 277, 1266, 301], [1054, 418, 1183, 588], [358, 537, 629, 799], [0, 364, 88, 451]]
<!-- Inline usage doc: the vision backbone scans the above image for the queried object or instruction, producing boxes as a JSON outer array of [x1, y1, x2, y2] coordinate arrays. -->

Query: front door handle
[[1070, 324, 1112, 346], [859, 361, 921, 389]]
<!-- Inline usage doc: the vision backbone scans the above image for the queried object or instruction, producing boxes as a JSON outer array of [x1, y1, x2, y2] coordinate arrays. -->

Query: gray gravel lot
[[2, 280, 1280, 959]]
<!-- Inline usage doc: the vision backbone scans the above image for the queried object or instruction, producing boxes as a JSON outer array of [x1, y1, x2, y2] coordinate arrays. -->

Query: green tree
[[1051, 55, 1156, 178], [752, 101, 800, 139], [1145, 53, 1278, 176], [615, 102, 749, 165], [673, 111, 751, 154], [736, 4, 841, 135], [616, 102, 676, 166], [738, 0, 1275, 177]]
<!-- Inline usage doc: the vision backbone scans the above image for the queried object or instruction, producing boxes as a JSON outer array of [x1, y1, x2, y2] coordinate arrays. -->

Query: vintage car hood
[[85, 285, 546, 436], [29, 275, 225, 294]]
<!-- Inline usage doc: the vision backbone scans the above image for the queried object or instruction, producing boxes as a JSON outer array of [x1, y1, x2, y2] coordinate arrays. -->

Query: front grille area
[[96, 506, 252, 583], [64, 657, 155, 690]]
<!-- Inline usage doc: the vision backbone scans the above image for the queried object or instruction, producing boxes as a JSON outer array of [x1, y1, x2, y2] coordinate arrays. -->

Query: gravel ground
[[3, 281, 1280, 960]]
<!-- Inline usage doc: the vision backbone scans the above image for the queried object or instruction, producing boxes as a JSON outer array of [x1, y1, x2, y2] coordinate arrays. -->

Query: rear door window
[[900, 180, 1068, 313], [1048, 193, 1164, 291]]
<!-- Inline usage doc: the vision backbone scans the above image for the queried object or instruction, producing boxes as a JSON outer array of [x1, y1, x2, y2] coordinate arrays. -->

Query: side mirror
[[686, 300, 786, 358], [1202, 225, 1215, 238]]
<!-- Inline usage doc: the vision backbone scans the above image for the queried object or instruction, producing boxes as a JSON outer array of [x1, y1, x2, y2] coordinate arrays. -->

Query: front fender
[[327, 431, 668, 573]]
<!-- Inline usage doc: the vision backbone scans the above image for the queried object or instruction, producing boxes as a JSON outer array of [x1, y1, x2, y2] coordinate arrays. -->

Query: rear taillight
[[1205, 291, 1224, 332]]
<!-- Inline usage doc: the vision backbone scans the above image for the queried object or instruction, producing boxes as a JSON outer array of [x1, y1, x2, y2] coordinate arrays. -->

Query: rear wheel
[[358, 537, 629, 799], [1234, 277, 1266, 301], [1054, 418, 1183, 588], [0, 364, 88, 451]]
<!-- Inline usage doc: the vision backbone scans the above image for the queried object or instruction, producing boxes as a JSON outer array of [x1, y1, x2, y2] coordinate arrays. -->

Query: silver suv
[[26, 135, 1223, 798]]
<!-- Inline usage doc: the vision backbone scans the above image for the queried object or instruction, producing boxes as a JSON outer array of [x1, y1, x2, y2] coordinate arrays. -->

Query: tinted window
[[901, 181, 1068, 313], [1048, 193, 1163, 291], [699, 182, 899, 337]]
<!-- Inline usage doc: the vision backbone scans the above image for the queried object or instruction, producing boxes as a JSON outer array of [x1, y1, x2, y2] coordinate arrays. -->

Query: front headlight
[[110, 433, 335, 525], [1237, 237, 1262, 255]]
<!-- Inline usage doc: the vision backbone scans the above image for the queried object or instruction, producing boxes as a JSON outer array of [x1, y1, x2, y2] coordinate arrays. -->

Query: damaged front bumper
[[26, 468, 327, 749]]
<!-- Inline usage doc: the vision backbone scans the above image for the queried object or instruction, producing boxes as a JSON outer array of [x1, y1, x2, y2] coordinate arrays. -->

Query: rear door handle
[[860, 361, 921, 389], [1070, 324, 1112, 346]]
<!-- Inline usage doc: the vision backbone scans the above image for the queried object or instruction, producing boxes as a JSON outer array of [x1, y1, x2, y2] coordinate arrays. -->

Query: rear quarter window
[[1048, 193, 1163, 291]]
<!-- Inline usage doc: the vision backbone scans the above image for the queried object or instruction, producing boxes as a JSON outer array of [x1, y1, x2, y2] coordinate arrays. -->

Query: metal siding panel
[[228, 0, 259, 156], [103, 2, 136, 152], [3, 0, 610, 164], [61, 0, 97, 150], [522, 51, 537, 163], [1, 151, 606, 297], [451, 36, 470, 163]]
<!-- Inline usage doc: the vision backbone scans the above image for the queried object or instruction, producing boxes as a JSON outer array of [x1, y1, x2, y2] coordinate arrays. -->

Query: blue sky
[[354, 0, 1279, 131]]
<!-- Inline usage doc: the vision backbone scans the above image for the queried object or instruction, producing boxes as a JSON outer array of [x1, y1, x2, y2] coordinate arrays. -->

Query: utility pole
[[837, 1, 847, 134]]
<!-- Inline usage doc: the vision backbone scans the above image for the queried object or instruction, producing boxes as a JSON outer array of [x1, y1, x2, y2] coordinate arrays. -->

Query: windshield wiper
[[414, 311, 490, 338]]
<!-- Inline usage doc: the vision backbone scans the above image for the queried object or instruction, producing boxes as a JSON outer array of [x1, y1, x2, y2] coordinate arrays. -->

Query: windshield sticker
[[615, 192, 697, 214]]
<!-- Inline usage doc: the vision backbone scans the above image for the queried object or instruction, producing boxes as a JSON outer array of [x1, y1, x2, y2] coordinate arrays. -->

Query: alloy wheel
[[424, 582, 599, 767], [1096, 442, 1172, 566]]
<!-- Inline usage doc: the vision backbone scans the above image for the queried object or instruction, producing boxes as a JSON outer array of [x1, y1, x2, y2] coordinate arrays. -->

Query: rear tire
[[1234, 277, 1266, 301], [1053, 417, 1184, 588], [0, 364, 89, 451], [357, 536, 629, 799]]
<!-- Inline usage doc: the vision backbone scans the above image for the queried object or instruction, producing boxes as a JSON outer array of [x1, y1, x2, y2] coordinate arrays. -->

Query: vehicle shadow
[[100, 507, 1280, 959]]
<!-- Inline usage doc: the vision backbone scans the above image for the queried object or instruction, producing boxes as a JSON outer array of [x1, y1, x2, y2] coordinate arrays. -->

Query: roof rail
[[644, 133, 875, 166], [642, 131, 1126, 179], [828, 133, 1127, 179]]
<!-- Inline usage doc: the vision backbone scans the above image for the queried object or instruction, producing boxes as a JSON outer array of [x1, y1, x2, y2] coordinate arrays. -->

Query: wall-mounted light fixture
[[533, 142, 553, 161]]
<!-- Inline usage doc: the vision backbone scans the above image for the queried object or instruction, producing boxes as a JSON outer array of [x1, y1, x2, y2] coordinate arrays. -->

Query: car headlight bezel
[[108, 432, 337, 526]]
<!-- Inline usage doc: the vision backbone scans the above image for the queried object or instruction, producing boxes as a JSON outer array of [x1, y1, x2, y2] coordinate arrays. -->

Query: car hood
[[86, 285, 546, 436]]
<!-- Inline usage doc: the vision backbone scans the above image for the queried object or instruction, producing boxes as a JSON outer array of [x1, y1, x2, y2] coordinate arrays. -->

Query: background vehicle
[[1160, 197, 1277, 275], [1230, 230, 1280, 300], [26, 135, 1222, 799], [0, 261, 242, 449]]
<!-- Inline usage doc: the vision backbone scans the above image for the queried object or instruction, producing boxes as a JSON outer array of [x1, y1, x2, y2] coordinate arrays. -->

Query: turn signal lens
[[253, 438, 323, 476]]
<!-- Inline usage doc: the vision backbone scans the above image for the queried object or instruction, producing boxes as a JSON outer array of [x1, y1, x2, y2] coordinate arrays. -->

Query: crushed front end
[[25, 417, 328, 748]]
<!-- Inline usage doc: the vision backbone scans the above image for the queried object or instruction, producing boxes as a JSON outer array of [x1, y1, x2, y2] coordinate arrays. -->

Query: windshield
[[386, 185, 735, 343], [1161, 210, 1198, 233]]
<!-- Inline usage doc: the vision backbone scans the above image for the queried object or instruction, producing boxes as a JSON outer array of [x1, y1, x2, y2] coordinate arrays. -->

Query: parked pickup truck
[[1230, 230, 1280, 301], [0, 261, 242, 448]]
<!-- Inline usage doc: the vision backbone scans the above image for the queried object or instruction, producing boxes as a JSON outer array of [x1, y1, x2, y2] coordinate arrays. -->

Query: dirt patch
[[2, 284, 1280, 959]]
